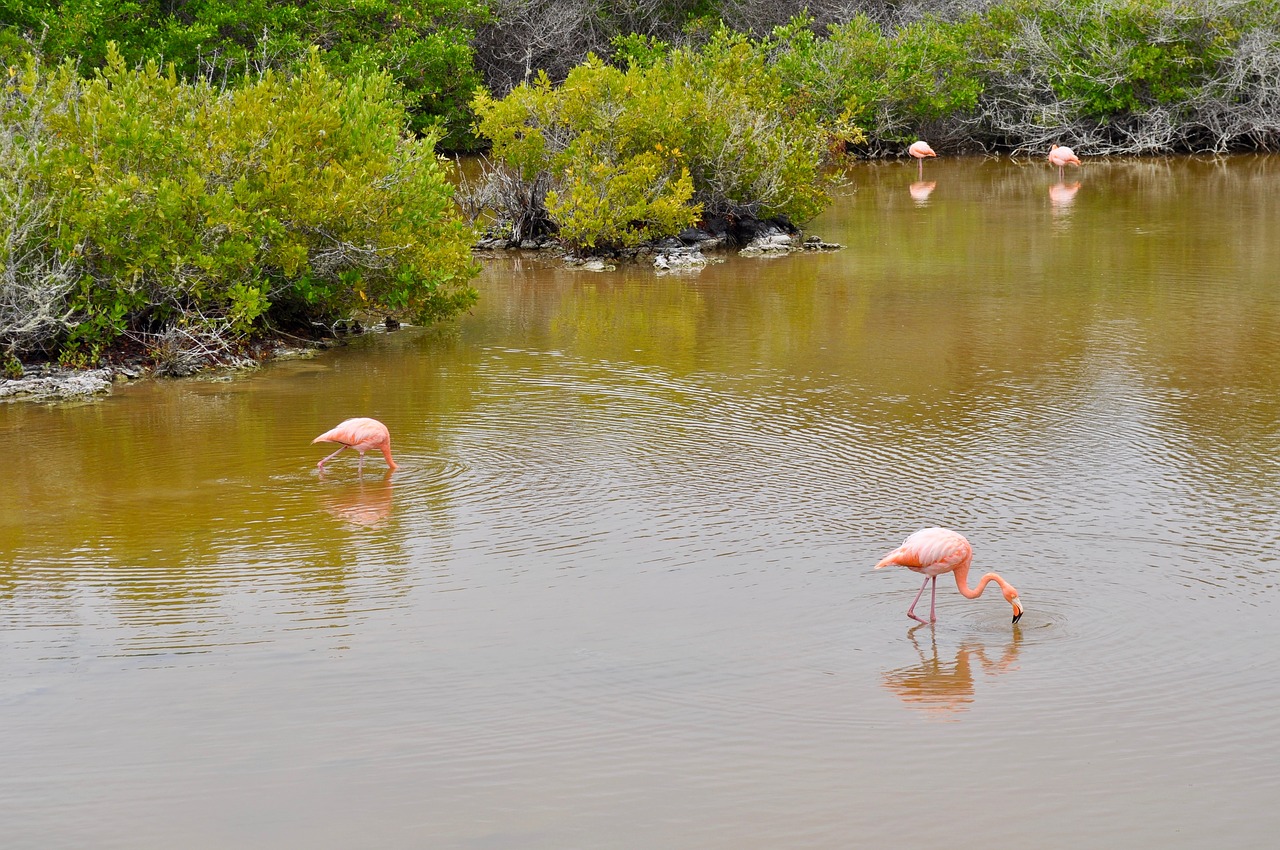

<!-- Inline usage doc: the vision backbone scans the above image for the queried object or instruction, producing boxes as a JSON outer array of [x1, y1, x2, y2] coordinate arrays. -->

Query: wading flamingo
[[875, 527, 1023, 625], [908, 140, 937, 179], [1048, 144, 1081, 180], [313, 417, 398, 472]]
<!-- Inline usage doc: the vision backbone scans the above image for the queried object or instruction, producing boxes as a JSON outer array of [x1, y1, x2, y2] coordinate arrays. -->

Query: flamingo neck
[[380, 444, 398, 471], [952, 563, 1011, 600]]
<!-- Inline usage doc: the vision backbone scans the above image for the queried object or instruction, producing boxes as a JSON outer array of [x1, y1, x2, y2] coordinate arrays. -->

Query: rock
[[739, 230, 796, 256], [677, 227, 715, 245], [802, 235, 844, 251], [654, 249, 711, 272], [0, 368, 114, 402]]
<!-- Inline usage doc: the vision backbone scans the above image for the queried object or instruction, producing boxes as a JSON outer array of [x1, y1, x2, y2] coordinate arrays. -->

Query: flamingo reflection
[[320, 470, 395, 527], [909, 181, 937, 205], [881, 624, 1022, 718], [1050, 181, 1081, 213]]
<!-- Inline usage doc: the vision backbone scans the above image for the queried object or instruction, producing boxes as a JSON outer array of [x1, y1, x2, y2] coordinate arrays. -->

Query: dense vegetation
[[3, 0, 1280, 368], [1, 49, 476, 369], [0, 0, 486, 147], [6, 1, 1279, 155], [471, 30, 839, 251]]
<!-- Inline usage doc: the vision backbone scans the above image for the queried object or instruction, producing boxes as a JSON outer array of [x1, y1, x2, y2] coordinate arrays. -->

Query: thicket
[[1, 49, 477, 369], [470, 30, 839, 251], [0, 0, 486, 148], [5, 1, 1279, 154], [763, 0, 1280, 155]]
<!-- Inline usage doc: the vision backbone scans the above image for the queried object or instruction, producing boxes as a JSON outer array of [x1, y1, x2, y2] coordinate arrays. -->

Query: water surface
[[3, 156, 1278, 848]]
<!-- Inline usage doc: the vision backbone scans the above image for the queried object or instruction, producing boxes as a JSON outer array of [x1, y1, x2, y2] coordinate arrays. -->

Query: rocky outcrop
[[0, 367, 115, 402]]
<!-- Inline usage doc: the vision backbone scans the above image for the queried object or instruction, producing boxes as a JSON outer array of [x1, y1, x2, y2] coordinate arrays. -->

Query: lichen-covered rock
[[0, 368, 114, 402]]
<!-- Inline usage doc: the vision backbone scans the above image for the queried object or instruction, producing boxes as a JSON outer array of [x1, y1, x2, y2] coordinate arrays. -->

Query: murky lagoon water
[[3, 156, 1279, 848]]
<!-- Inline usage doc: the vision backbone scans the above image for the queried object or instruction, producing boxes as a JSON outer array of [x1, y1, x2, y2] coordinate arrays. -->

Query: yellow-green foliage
[[0, 0, 488, 149], [472, 31, 829, 251], [548, 151, 696, 250], [5, 46, 477, 359]]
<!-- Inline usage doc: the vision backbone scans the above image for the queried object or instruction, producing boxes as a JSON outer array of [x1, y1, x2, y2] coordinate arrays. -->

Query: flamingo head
[[1003, 587, 1024, 624]]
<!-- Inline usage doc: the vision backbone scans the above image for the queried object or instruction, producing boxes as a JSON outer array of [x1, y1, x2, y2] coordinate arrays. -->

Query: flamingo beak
[[1011, 596, 1024, 624]]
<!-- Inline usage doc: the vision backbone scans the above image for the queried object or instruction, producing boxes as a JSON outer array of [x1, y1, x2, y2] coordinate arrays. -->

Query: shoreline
[[1, 339, 331, 404]]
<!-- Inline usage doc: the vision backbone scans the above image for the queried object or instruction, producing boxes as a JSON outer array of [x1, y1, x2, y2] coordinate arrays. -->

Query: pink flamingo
[[908, 140, 937, 179], [1048, 144, 1081, 180], [875, 527, 1024, 625], [313, 417, 398, 472]]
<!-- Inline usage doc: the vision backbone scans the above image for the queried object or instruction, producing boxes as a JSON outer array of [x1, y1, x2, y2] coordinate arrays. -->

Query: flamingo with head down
[[313, 417, 398, 472], [875, 527, 1024, 625]]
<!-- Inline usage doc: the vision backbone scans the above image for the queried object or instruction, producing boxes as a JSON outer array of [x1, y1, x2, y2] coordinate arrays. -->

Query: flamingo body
[[313, 417, 397, 471], [1048, 144, 1081, 179], [875, 527, 1023, 625], [908, 140, 937, 178]]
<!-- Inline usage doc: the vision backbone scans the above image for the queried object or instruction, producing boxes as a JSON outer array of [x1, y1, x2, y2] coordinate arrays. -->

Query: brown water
[[3, 156, 1279, 848]]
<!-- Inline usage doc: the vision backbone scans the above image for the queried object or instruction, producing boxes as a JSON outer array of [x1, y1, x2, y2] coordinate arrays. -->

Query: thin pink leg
[[906, 576, 931, 624], [318, 445, 348, 469], [929, 577, 938, 623]]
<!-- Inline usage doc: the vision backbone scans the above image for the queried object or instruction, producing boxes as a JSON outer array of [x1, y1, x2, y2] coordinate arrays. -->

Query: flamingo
[[908, 140, 937, 179], [1048, 144, 1081, 180], [875, 527, 1024, 625], [313, 417, 398, 472]]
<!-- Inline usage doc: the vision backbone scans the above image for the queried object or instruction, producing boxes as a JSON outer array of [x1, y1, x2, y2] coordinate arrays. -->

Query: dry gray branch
[[1, 69, 84, 355]]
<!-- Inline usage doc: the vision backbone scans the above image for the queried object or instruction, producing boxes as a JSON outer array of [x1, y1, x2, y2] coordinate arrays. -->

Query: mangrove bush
[[470, 29, 834, 251], [0, 0, 488, 148], [1, 48, 477, 366]]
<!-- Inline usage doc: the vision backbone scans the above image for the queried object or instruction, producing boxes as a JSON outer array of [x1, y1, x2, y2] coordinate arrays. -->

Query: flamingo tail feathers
[[875, 549, 908, 569]]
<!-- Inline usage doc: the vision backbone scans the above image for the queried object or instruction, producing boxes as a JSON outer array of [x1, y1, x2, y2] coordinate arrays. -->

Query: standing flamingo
[[1048, 144, 1081, 180], [875, 527, 1023, 625], [908, 140, 937, 179], [313, 417, 398, 472]]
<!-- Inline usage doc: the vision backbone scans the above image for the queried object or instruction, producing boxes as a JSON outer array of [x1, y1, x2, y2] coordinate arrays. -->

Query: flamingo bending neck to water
[[875, 527, 1023, 625], [313, 417, 398, 472]]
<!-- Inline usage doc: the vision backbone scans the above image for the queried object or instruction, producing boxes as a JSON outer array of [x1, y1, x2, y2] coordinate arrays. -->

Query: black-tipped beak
[[1012, 611, 1023, 624]]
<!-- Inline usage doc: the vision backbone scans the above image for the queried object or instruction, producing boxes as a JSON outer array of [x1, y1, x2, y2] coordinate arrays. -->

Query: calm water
[[3, 156, 1279, 848]]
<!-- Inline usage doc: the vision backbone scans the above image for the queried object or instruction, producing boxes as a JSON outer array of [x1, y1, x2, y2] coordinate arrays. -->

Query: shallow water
[[3, 155, 1279, 848]]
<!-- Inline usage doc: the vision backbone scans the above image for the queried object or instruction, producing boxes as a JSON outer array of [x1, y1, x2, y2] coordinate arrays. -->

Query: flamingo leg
[[906, 576, 933, 624], [318, 445, 348, 469], [929, 576, 938, 624], [357, 451, 366, 474], [918, 158, 924, 179]]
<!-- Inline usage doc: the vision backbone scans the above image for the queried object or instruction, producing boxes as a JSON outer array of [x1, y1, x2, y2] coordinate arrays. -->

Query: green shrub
[[2, 47, 477, 362], [471, 30, 829, 251], [0, 0, 488, 149], [1029, 0, 1238, 117]]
